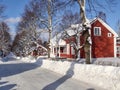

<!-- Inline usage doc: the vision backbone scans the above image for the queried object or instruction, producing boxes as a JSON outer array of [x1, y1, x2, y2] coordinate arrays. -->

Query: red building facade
[[51, 18, 118, 58], [91, 19, 116, 58]]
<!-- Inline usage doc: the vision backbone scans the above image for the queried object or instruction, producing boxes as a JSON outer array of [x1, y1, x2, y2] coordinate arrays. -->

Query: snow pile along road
[[36, 58, 120, 90]]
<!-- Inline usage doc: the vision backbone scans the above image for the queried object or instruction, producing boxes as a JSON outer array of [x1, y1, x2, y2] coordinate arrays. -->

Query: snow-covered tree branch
[[0, 22, 11, 57]]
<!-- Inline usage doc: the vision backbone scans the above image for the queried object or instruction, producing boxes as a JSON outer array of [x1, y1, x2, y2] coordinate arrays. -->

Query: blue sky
[[1, 0, 120, 36], [106, 0, 120, 31], [1, 0, 31, 37], [2, 0, 30, 18]]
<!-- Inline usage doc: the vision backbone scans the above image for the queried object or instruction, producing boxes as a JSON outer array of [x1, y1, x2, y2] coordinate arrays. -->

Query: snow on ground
[[60, 57, 120, 67], [35, 57, 120, 90], [0, 64, 103, 90], [0, 55, 20, 64], [1, 54, 120, 90], [93, 57, 120, 66], [0, 56, 104, 90], [20, 56, 36, 63]]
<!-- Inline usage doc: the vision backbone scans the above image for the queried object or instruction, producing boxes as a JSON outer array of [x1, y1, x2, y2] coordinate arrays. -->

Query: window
[[94, 27, 101, 36], [117, 46, 120, 55], [60, 46, 66, 53], [117, 40, 120, 44], [60, 47, 64, 53], [108, 33, 112, 37]]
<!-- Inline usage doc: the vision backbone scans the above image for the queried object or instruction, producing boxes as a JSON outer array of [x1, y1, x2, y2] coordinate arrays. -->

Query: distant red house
[[116, 38, 120, 57], [31, 45, 47, 56], [51, 18, 118, 58]]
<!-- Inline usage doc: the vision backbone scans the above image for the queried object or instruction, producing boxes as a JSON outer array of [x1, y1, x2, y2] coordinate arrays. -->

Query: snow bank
[[6, 52, 17, 59], [21, 56, 36, 63], [36, 58, 120, 90], [94, 58, 120, 67]]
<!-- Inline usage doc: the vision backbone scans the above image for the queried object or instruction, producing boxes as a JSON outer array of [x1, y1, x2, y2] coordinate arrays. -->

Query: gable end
[[91, 18, 118, 37]]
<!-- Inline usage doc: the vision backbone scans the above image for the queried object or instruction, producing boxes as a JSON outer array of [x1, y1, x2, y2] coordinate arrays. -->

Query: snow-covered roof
[[37, 44, 47, 51], [51, 31, 66, 46], [51, 18, 118, 46], [66, 29, 77, 36], [65, 24, 83, 36], [91, 18, 118, 37], [51, 38, 66, 46], [51, 24, 83, 46], [58, 39, 66, 46]]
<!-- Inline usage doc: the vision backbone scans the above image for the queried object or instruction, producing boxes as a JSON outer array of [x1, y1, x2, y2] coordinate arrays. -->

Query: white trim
[[59, 46, 60, 57], [52, 46, 54, 54], [117, 46, 120, 57], [91, 18, 118, 37], [94, 27, 101, 36], [56, 46, 58, 56], [67, 44, 70, 54], [108, 33, 112, 37], [114, 37, 117, 57]]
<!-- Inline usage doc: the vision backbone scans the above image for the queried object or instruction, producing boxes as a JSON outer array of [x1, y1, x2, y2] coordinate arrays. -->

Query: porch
[[51, 44, 75, 58]]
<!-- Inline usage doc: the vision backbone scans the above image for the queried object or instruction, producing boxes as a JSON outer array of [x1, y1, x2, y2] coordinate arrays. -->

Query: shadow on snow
[[0, 63, 39, 78], [0, 84, 17, 90], [42, 62, 75, 90], [0, 80, 17, 90], [0, 81, 8, 85], [42, 61, 96, 90]]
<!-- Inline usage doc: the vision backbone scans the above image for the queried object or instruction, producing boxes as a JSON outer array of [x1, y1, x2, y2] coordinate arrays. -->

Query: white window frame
[[108, 33, 112, 37], [94, 27, 101, 36], [117, 46, 120, 55], [71, 46, 75, 55]]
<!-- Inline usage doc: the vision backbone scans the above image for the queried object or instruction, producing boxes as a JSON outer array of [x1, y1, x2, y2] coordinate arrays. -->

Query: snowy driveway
[[0, 60, 104, 90]]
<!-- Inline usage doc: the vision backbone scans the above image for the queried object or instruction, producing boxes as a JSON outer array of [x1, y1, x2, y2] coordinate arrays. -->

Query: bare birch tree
[[75, 0, 116, 64], [37, 0, 65, 58], [59, 11, 81, 31], [60, 0, 116, 64], [14, 0, 64, 58]]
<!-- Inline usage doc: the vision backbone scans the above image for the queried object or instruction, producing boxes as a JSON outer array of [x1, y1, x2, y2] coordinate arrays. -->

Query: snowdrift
[[36, 58, 120, 90]]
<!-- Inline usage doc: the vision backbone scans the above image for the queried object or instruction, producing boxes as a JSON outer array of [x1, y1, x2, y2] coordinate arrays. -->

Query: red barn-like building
[[51, 18, 118, 58]]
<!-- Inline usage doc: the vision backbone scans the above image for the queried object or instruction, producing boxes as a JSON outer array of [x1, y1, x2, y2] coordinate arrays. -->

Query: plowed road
[[0, 60, 104, 90]]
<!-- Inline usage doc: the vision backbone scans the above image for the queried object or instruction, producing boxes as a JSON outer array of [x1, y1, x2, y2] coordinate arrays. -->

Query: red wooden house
[[51, 18, 118, 58]]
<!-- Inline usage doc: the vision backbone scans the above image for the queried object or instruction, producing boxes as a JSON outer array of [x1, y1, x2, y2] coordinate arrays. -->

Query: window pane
[[94, 27, 101, 36]]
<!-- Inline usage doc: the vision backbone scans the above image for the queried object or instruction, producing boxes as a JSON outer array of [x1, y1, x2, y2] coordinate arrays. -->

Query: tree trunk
[[83, 30, 91, 64], [77, 0, 91, 64], [84, 43, 91, 64], [75, 49, 79, 59], [77, 0, 87, 23], [77, 33, 80, 58], [47, 0, 52, 58]]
